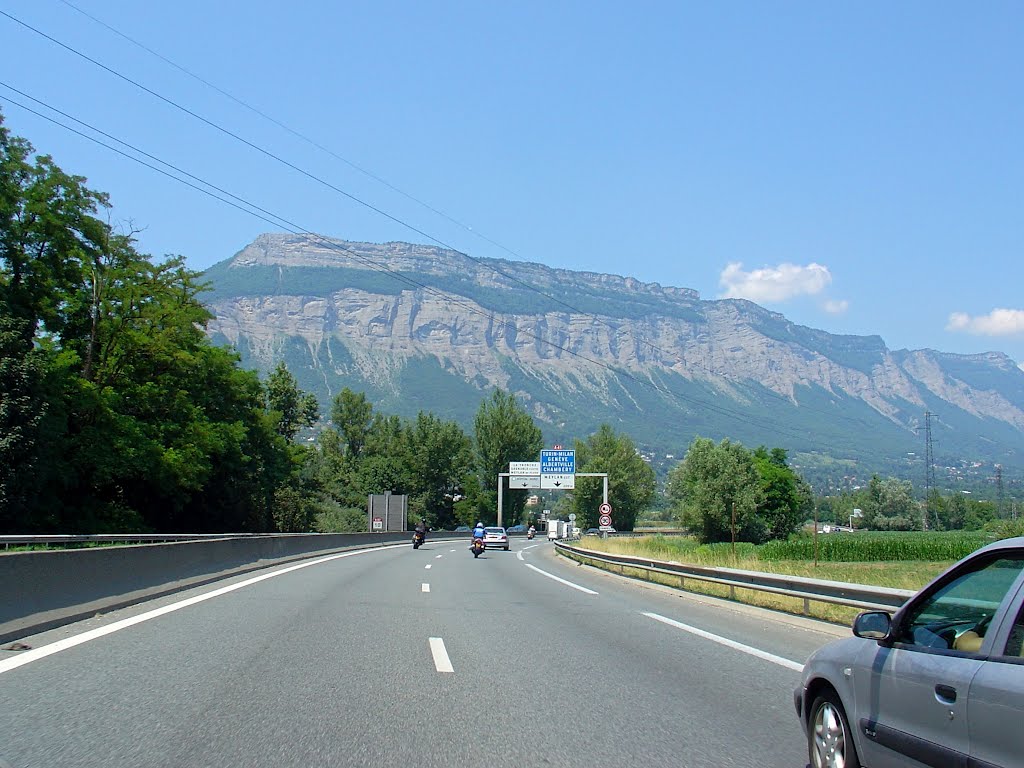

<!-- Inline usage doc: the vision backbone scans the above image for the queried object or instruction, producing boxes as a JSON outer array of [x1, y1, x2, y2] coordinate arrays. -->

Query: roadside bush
[[987, 518, 1024, 540], [313, 503, 367, 533]]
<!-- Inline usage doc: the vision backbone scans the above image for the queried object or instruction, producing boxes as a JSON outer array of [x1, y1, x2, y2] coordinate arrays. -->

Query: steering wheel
[[974, 614, 992, 637]]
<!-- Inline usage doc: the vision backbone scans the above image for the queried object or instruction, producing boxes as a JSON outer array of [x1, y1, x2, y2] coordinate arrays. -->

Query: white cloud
[[946, 308, 1024, 336], [822, 299, 849, 315], [718, 261, 832, 303]]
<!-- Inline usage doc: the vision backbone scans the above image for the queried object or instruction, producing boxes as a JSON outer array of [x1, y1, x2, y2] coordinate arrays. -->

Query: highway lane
[[0, 537, 843, 767]]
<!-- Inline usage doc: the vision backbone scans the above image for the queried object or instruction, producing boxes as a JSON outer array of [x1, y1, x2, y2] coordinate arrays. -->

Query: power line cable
[[0, 87, 816, 442]]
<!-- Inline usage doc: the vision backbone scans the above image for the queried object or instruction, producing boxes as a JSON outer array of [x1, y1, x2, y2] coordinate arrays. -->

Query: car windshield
[[484, 528, 504, 535]]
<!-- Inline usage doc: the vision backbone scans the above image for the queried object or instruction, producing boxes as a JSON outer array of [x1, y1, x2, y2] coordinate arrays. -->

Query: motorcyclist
[[527, 524, 536, 539], [414, 521, 427, 541], [471, 522, 485, 549]]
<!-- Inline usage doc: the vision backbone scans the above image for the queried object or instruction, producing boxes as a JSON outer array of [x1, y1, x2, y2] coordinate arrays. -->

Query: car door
[[853, 552, 1024, 768], [965, 577, 1024, 768]]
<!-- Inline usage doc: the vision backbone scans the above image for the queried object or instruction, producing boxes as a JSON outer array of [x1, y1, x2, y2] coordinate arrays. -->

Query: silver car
[[795, 536, 1024, 768], [482, 526, 509, 551]]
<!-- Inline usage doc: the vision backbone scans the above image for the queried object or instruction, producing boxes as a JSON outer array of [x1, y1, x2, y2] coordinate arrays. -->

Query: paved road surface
[[0, 538, 843, 767]]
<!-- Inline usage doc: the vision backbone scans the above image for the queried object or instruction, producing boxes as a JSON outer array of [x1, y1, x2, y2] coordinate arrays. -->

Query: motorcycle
[[470, 538, 485, 558], [527, 530, 535, 540], [412, 531, 425, 549]]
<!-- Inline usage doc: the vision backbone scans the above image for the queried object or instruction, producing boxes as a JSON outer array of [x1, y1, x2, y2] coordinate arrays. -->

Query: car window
[[484, 527, 504, 534], [895, 554, 1024, 651]]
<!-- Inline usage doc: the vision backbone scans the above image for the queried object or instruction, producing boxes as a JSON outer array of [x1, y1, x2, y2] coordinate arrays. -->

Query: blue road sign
[[540, 449, 575, 475]]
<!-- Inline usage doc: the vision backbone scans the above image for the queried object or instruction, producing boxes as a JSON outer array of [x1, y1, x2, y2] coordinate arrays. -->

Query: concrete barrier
[[1, 532, 431, 643]]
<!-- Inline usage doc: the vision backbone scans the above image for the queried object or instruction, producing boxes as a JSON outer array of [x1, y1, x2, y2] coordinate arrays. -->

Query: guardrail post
[[803, 597, 810, 615]]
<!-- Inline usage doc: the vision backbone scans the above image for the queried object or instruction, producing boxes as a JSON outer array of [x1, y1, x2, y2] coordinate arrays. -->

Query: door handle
[[935, 684, 957, 703]]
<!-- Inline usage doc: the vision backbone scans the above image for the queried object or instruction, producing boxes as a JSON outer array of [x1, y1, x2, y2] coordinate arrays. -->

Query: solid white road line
[[525, 563, 598, 595], [642, 612, 803, 672], [429, 637, 454, 673], [516, 543, 541, 561], [422, 583, 430, 593], [0, 544, 408, 676]]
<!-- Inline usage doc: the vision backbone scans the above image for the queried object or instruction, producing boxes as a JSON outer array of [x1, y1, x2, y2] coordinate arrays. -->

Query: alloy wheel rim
[[812, 702, 847, 768]]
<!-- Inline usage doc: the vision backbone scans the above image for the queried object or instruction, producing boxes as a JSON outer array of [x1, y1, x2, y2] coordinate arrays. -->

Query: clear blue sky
[[2, 1, 1022, 363]]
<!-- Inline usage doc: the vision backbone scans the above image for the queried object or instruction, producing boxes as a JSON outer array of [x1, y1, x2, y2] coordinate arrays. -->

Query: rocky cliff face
[[204, 233, 1024, 477]]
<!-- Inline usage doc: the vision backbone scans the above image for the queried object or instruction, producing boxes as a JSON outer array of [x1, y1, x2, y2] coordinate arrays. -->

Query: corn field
[[759, 531, 990, 562], [627, 531, 992, 563]]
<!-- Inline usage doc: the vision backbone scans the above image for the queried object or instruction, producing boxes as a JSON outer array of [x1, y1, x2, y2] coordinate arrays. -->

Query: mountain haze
[[203, 234, 1024, 488]]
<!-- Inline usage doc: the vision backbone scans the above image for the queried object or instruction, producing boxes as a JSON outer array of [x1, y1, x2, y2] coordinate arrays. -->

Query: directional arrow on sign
[[540, 474, 575, 490]]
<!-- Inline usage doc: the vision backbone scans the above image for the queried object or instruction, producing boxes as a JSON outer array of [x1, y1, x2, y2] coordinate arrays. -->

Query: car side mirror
[[853, 610, 893, 641]]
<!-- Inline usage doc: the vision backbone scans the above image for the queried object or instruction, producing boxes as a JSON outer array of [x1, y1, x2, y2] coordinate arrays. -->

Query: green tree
[[0, 303, 55, 530], [0, 116, 107, 343], [330, 388, 374, 458], [406, 412, 472, 530], [667, 437, 763, 544], [570, 424, 655, 531], [265, 361, 319, 440], [472, 389, 544, 526], [0, 111, 304, 533], [752, 447, 809, 540], [861, 475, 919, 531]]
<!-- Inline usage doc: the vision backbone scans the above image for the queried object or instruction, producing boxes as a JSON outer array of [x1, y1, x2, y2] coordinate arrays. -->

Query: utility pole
[[730, 502, 736, 562], [996, 464, 1005, 518], [919, 411, 937, 530]]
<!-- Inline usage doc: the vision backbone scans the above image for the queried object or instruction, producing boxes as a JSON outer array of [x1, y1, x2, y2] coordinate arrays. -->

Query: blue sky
[[2, 1, 1022, 363]]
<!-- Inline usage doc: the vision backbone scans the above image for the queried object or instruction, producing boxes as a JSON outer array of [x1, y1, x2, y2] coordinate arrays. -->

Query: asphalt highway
[[0, 538, 845, 767]]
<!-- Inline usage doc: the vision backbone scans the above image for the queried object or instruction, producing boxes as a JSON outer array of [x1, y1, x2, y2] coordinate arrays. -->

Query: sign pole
[[497, 473, 504, 528]]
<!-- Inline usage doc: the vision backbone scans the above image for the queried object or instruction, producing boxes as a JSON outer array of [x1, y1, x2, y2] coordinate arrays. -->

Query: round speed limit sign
[[599, 502, 612, 515]]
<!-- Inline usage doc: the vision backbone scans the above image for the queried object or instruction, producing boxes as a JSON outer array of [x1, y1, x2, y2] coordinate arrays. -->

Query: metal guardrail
[[0, 532, 448, 549], [555, 540, 915, 613], [0, 533, 270, 549]]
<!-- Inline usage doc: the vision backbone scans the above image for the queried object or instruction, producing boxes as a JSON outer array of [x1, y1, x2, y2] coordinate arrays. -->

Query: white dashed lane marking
[[429, 637, 454, 673]]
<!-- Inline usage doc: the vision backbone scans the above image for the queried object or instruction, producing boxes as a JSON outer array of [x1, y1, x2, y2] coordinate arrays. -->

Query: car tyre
[[504, 546, 509, 551], [808, 690, 860, 768]]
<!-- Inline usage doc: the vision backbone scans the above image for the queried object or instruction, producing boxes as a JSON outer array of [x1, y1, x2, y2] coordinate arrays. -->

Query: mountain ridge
[[203, 233, 1024, 489]]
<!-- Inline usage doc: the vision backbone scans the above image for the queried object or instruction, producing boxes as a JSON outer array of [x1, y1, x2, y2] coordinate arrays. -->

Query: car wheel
[[504, 546, 509, 551], [808, 691, 860, 768]]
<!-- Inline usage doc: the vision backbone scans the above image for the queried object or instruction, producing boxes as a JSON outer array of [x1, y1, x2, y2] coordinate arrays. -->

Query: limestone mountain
[[203, 233, 1024, 488]]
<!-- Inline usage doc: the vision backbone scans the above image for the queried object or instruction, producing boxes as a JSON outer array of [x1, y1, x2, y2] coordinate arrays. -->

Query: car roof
[[980, 535, 1024, 550]]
